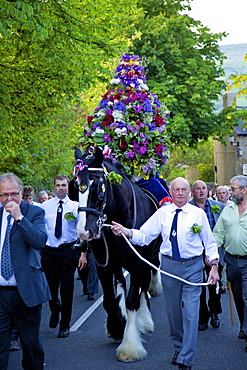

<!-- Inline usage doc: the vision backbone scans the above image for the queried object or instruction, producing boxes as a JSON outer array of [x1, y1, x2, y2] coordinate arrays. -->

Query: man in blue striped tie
[[0, 173, 51, 370], [111, 177, 219, 370]]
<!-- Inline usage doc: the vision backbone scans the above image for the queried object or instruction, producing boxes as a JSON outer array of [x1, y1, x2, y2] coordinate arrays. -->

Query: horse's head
[[74, 147, 108, 241]]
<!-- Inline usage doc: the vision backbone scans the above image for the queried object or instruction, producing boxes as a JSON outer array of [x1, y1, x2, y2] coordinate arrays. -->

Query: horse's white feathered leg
[[116, 282, 127, 319], [137, 291, 154, 333], [148, 269, 163, 296], [117, 309, 147, 362]]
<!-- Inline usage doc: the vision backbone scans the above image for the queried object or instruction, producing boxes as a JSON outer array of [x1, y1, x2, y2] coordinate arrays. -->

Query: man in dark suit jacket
[[0, 173, 51, 370], [190, 180, 224, 331]]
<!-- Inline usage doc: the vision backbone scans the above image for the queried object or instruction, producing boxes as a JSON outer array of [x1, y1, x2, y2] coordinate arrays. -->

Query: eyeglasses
[[230, 187, 242, 192], [0, 191, 21, 199]]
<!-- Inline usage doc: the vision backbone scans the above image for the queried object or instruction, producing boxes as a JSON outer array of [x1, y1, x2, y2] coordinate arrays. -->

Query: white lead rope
[[103, 223, 219, 292]]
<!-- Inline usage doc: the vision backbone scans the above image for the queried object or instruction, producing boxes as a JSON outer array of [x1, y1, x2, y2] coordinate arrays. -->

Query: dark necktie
[[54, 200, 63, 239], [169, 209, 182, 260], [1, 214, 13, 280]]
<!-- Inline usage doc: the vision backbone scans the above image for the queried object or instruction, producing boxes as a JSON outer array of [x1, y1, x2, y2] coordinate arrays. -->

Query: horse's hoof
[[117, 353, 141, 362]]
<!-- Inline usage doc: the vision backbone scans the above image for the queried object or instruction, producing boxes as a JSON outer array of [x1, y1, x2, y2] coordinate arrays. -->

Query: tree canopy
[[0, 0, 138, 188], [227, 52, 247, 124], [128, 0, 233, 146], [0, 0, 234, 189]]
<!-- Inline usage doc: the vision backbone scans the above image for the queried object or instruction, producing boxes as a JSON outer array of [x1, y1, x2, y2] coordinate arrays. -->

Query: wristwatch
[[16, 215, 24, 225], [211, 263, 218, 267]]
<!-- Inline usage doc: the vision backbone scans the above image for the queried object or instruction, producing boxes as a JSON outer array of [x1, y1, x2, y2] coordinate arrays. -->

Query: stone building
[[214, 92, 247, 185]]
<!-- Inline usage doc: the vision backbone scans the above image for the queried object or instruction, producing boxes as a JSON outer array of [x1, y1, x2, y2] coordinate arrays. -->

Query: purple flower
[[155, 99, 161, 107], [113, 101, 126, 113], [134, 106, 143, 114], [139, 146, 147, 156], [126, 151, 135, 159], [100, 99, 109, 108], [142, 140, 149, 145], [105, 109, 112, 115], [92, 122, 101, 130], [143, 99, 152, 113], [117, 122, 125, 129], [133, 141, 140, 152], [148, 123, 157, 131], [142, 158, 156, 174], [84, 131, 92, 137], [158, 126, 165, 134], [104, 134, 112, 142]]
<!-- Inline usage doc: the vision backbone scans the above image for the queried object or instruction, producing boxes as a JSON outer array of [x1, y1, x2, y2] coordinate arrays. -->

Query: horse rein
[[102, 223, 218, 290]]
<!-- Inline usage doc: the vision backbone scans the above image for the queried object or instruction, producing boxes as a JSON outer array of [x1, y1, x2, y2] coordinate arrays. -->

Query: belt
[[226, 251, 247, 259], [163, 254, 201, 262], [0, 285, 17, 289], [46, 241, 76, 250]]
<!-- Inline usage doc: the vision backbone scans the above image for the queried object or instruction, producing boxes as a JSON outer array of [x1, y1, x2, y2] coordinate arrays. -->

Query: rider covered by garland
[[80, 53, 172, 205]]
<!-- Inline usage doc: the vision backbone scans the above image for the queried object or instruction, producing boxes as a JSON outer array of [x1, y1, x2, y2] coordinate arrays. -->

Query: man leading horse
[[112, 177, 219, 370]]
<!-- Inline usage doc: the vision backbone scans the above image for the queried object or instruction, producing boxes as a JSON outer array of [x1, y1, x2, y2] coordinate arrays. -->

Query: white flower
[[112, 111, 124, 121], [140, 83, 149, 90], [121, 127, 127, 136], [115, 128, 121, 136], [115, 127, 127, 137], [143, 113, 153, 123], [110, 78, 121, 85], [95, 128, 105, 134], [137, 79, 149, 91]]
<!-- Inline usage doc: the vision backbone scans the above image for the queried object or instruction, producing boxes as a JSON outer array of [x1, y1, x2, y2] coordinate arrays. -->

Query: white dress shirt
[[131, 202, 219, 261], [42, 196, 79, 248], [0, 208, 17, 286]]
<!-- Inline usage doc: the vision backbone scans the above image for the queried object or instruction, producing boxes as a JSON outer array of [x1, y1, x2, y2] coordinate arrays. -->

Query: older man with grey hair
[[0, 173, 50, 369], [112, 177, 219, 370], [213, 175, 247, 350], [190, 180, 224, 331]]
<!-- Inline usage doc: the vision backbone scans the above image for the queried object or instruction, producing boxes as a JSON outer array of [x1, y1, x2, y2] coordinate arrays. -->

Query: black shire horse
[[71, 147, 162, 362]]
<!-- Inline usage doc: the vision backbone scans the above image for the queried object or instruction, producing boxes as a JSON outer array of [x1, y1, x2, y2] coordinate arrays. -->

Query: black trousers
[[78, 251, 98, 295], [225, 252, 247, 332], [199, 263, 223, 323], [0, 287, 44, 370], [41, 246, 79, 330]]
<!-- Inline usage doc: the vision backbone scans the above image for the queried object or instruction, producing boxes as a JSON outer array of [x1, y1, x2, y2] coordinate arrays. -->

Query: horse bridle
[[77, 166, 108, 232], [75, 158, 138, 267]]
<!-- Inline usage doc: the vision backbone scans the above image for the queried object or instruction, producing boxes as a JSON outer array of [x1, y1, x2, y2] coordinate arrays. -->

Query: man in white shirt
[[111, 177, 219, 370], [0, 173, 50, 370], [41, 175, 86, 338]]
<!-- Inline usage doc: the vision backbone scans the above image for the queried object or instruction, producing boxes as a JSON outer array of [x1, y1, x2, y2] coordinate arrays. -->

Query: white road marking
[[70, 270, 129, 332]]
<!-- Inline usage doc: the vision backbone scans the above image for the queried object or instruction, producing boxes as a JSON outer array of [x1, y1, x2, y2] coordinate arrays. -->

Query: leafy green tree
[[227, 53, 247, 124], [128, 0, 233, 146], [0, 0, 139, 188], [163, 139, 214, 183], [0, 0, 237, 190]]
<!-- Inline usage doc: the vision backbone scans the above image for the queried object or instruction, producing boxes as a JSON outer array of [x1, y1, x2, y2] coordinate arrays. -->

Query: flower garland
[[80, 53, 169, 177]]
